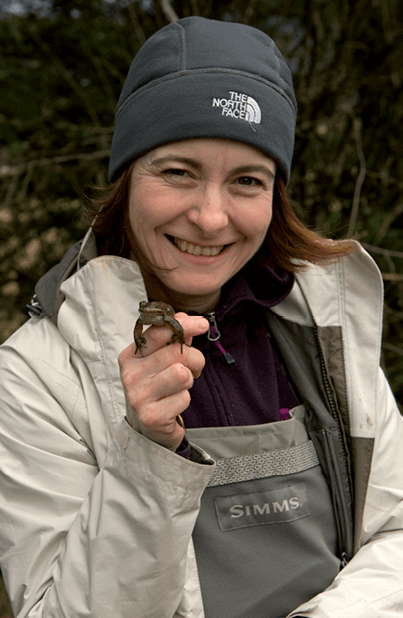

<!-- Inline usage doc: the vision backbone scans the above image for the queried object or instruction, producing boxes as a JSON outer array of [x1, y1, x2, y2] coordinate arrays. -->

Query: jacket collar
[[272, 242, 384, 438], [55, 239, 383, 439], [213, 266, 294, 321], [58, 256, 148, 434]]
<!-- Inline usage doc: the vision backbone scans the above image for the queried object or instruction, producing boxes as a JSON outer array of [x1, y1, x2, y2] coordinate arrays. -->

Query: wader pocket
[[187, 406, 341, 618]]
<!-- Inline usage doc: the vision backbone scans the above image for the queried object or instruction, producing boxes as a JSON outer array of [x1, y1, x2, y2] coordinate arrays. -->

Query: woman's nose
[[186, 185, 229, 237]]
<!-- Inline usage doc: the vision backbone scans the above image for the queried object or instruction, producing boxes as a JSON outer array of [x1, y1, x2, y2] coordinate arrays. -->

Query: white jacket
[[0, 241, 402, 618]]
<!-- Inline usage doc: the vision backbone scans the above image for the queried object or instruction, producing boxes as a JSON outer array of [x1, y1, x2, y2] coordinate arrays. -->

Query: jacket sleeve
[[289, 369, 403, 618], [0, 329, 214, 618]]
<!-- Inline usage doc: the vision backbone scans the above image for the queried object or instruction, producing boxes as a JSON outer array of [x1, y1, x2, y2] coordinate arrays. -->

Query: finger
[[134, 362, 194, 405], [134, 390, 190, 451], [123, 315, 209, 361], [134, 385, 191, 428], [120, 336, 205, 382], [144, 314, 208, 356], [174, 313, 209, 347]]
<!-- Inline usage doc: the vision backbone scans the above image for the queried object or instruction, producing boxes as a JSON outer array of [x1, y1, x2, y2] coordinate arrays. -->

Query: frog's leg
[[133, 320, 147, 355], [164, 317, 185, 353]]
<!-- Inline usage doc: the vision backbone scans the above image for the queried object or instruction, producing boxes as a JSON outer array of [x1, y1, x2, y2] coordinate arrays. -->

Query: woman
[[1, 16, 402, 618]]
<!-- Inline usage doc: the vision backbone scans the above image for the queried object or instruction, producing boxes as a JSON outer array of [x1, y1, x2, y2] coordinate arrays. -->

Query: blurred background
[[0, 0, 402, 613]]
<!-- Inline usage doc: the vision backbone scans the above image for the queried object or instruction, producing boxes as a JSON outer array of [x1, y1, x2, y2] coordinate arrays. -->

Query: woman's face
[[128, 138, 276, 312]]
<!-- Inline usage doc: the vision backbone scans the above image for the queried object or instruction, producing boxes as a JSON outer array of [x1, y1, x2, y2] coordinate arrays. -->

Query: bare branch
[[0, 151, 111, 178], [367, 170, 403, 189], [383, 342, 403, 358], [29, 25, 101, 127], [16, 162, 35, 202], [88, 53, 117, 113], [1, 172, 20, 209], [361, 242, 403, 260], [160, 0, 179, 22], [125, 0, 147, 46], [376, 202, 403, 241], [347, 113, 367, 237], [381, 273, 403, 282], [190, 0, 199, 16], [243, 0, 260, 25]]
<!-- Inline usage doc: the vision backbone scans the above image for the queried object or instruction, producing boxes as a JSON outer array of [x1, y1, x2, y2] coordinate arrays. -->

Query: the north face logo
[[212, 91, 261, 124]]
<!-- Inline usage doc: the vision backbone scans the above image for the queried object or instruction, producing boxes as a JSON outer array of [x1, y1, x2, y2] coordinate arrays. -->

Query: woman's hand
[[118, 313, 209, 451]]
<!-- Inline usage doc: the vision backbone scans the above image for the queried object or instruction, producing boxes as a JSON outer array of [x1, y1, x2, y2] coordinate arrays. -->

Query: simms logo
[[229, 496, 300, 518], [214, 484, 309, 531], [212, 91, 261, 124]]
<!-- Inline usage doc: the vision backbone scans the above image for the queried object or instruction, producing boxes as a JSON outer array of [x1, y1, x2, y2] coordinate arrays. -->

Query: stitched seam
[[122, 452, 203, 496], [82, 267, 122, 430], [175, 21, 187, 71], [339, 257, 353, 429]]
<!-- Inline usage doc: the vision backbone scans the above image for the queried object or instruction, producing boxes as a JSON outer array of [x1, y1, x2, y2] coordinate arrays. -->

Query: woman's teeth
[[172, 237, 224, 257]]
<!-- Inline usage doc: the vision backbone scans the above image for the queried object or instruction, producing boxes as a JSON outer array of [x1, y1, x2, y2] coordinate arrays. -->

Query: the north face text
[[212, 91, 261, 124]]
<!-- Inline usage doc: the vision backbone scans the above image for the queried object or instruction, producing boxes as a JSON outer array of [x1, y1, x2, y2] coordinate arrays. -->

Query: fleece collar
[[210, 266, 294, 321]]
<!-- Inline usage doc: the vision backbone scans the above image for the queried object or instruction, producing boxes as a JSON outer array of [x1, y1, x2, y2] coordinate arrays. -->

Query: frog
[[133, 301, 185, 355], [133, 301, 186, 428]]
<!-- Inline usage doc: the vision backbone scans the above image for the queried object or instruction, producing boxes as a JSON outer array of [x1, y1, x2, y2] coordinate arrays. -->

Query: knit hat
[[109, 16, 297, 185]]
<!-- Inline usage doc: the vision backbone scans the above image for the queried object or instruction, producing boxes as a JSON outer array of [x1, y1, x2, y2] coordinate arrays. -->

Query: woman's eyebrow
[[149, 157, 275, 181], [231, 165, 275, 181], [149, 156, 202, 171]]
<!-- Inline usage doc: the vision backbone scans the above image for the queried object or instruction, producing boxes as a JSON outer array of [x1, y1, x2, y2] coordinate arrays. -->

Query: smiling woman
[[125, 139, 276, 313], [1, 14, 403, 618], [88, 145, 352, 279]]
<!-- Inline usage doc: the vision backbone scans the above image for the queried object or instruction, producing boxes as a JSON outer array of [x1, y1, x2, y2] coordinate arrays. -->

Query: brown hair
[[85, 167, 354, 272]]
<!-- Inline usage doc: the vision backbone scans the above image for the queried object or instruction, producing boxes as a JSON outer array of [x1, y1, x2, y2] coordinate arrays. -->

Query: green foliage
[[0, 0, 402, 410]]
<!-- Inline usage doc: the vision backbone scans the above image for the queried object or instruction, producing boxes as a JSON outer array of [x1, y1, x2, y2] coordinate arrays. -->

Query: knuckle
[[172, 363, 191, 384], [195, 349, 206, 369], [137, 407, 157, 429], [147, 325, 170, 346], [118, 349, 127, 368], [126, 390, 141, 412], [118, 341, 138, 365], [174, 311, 187, 321], [120, 367, 138, 391], [179, 389, 191, 410], [133, 399, 158, 426]]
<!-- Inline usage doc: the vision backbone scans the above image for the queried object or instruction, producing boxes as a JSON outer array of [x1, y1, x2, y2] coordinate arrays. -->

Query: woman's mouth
[[168, 236, 226, 257]]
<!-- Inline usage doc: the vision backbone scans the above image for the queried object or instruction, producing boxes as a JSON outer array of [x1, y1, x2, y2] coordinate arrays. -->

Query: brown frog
[[133, 301, 186, 430], [134, 301, 185, 354]]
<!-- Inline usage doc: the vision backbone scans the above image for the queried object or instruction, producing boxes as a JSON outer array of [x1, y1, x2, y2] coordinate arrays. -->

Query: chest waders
[[186, 313, 353, 618]]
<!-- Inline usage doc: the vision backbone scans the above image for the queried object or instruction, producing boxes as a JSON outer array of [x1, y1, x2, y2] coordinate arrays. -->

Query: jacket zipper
[[320, 428, 352, 568], [313, 325, 353, 565], [204, 312, 235, 365]]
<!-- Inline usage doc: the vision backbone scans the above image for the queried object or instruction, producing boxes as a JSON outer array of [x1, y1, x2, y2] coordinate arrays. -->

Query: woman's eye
[[237, 176, 261, 186], [164, 168, 188, 177]]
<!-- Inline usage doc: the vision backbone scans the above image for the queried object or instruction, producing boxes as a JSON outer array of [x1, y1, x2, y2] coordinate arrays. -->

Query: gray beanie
[[109, 16, 297, 185]]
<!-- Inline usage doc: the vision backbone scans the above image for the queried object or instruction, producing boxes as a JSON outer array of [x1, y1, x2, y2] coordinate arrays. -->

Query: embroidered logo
[[212, 91, 261, 124], [214, 484, 309, 531]]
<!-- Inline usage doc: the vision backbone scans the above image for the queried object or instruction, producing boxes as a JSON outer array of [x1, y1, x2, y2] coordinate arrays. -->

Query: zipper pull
[[206, 312, 220, 341], [205, 312, 235, 365]]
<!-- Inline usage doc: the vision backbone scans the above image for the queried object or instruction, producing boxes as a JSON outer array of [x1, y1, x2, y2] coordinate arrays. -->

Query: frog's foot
[[134, 336, 147, 355], [169, 333, 190, 354]]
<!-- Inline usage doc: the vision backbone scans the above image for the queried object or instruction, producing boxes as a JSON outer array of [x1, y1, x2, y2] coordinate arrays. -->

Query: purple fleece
[[176, 265, 298, 457]]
